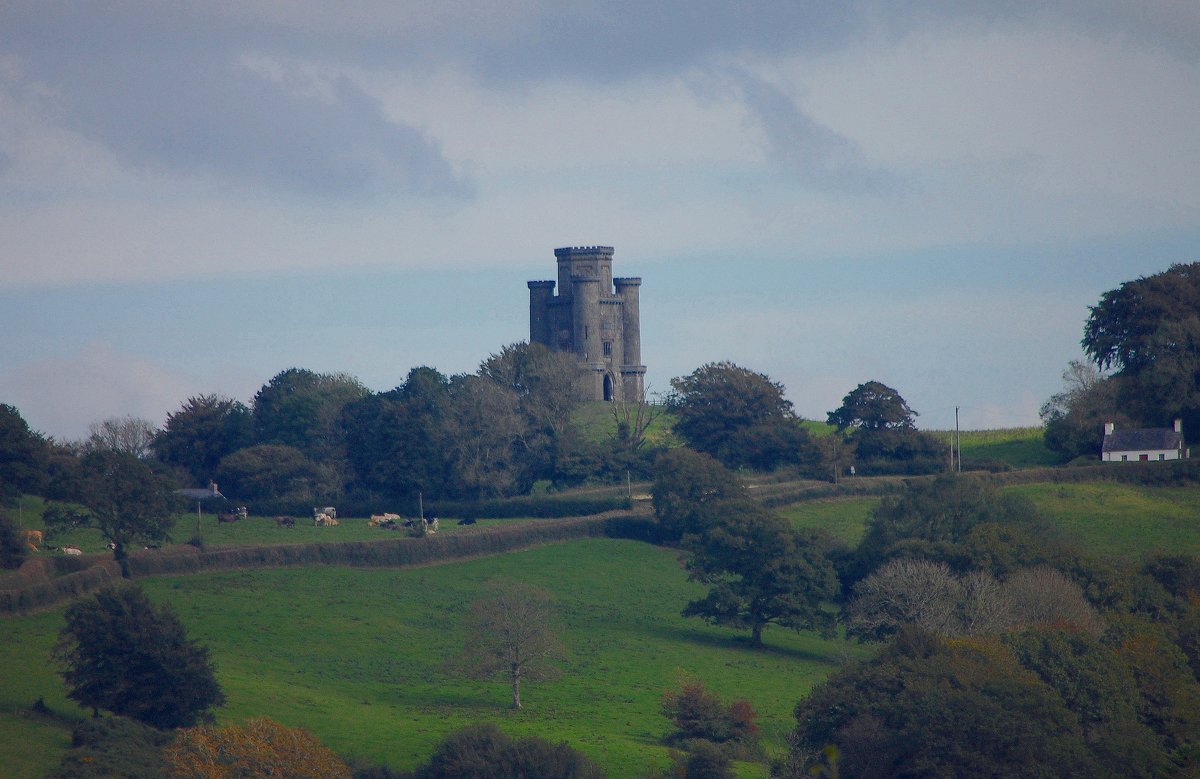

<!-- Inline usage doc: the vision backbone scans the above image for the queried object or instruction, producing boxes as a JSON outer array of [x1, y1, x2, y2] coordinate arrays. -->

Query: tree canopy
[[667, 362, 810, 469], [651, 448, 748, 543], [74, 450, 178, 576], [790, 628, 1101, 778], [453, 579, 566, 710], [0, 403, 49, 497], [55, 585, 224, 728], [155, 394, 254, 484], [1082, 261, 1200, 434], [682, 500, 840, 647]]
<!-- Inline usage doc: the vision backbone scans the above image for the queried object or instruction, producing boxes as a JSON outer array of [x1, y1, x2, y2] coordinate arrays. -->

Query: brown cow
[[21, 529, 43, 551], [217, 512, 239, 524], [274, 516, 296, 528]]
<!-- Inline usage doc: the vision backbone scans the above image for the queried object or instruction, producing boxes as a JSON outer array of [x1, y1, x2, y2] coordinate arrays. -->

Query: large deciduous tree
[[667, 362, 812, 470], [1039, 360, 1130, 461], [479, 342, 584, 479], [444, 374, 528, 501], [1082, 262, 1200, 436], [252, 368, 368, 455], [651, 448, 748, 544], [827, 381, 938, 466], [342, 367, 454, 501], [154, 394, 254, 483], [453, 579, 566, 710], [81, 415, 160, 459], [55, 585, 224, 729], [75, 451, 178, 576], [215, 444, 335, 504], [682, 501, 840, 647]]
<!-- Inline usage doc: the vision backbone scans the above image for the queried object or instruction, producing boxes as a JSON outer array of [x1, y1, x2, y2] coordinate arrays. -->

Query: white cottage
[[1101, 419, 1188, 462]]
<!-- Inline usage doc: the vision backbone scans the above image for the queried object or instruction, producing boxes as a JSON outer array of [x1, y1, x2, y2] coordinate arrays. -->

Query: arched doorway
[[603, 373, 615, 402]]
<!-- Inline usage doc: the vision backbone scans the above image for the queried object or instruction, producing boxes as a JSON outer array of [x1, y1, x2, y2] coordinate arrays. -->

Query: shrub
[[661, 679, 759, 758], [165, 717, 352, 778], [47, 715, 172, 779], [411, 723, 604, 778]]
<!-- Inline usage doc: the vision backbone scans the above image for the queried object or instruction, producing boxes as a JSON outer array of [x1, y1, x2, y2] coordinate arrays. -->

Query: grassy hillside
[[0, 539, 859, 778], [776, 481, 1200, 560]]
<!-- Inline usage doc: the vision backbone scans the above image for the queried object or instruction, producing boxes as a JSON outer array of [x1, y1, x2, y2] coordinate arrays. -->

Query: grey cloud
[[2, 3, 471, 198], [726, 70, 898, 194]]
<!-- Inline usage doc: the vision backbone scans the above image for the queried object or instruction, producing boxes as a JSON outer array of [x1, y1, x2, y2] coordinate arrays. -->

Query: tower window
[[603, 341, 612, 356]]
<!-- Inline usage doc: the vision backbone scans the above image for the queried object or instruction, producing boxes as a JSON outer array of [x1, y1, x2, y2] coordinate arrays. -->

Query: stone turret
[[527, 246, 645, 402]]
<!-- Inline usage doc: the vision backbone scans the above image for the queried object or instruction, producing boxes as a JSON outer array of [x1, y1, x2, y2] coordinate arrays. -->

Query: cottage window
[[1121, 455, 1128, 462], [1159, 453, 1166, 461]]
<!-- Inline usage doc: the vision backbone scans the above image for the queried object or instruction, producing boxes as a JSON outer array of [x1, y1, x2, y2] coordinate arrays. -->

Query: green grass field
[[1003, 482, 1200, 559], [929, 427, 1059, 468], [6, 468, 1200, 777], [0, 539, 860, 778]]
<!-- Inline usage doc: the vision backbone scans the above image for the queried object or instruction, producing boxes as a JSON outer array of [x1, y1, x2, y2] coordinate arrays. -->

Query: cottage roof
[[1102, 428, 1182, 453]]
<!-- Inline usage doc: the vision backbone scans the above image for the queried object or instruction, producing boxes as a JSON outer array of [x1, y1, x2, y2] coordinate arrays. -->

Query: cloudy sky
[[2, 1, 1197, 441]]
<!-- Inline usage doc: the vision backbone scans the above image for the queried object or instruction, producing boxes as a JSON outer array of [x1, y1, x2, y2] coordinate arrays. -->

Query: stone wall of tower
[[529, 246, 643, 402], [614, 277, 645, 400]]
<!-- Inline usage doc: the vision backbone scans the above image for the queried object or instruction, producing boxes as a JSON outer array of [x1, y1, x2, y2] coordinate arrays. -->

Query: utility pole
[[955, 406, 961, 473]]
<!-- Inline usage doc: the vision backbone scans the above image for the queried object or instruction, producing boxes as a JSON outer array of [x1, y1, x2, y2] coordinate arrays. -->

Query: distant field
[[23, 511, 512, 555], [0, 539, 860, 778], [772, 480, 1200, 561], [777, 498, 878, 547], [929, 427, 1060, 468], [1002, 482, 1200, 559]]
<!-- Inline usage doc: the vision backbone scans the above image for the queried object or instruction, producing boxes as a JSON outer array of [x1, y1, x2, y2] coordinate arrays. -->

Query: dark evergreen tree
[[55, 585, 225, 729]]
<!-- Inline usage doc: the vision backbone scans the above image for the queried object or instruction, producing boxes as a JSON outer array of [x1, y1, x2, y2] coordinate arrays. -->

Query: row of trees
[[666, 361, 944, 477]]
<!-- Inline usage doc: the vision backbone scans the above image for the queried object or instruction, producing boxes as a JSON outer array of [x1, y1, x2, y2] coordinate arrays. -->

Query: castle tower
[[527, 246, 645, 402]]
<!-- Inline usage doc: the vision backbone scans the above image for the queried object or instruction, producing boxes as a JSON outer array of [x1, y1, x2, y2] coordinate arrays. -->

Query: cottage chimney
[[1174, 418, 1183, 434], [1103, 421, 1114, 437]]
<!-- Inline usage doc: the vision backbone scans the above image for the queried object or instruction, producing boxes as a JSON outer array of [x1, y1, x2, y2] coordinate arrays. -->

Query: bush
[[47, 715, 172, 779], [661, 679, 759, 758], [165, 717, 352, 778], [411, 723, 605, 778]]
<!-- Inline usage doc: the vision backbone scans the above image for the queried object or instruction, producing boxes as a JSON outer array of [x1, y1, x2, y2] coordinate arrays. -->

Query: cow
[[314, 513, 339, 526], [369, 513, 401, 527], [458, 517, 477, 526], [217, 512, 240, 524], [428, 517, 439, 533], [313, 506, 337, 520], [63, 545, 82, 556], [274, 516, 296, 528], [21, 529, 43, 551], [379, 519, 398, 530]]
